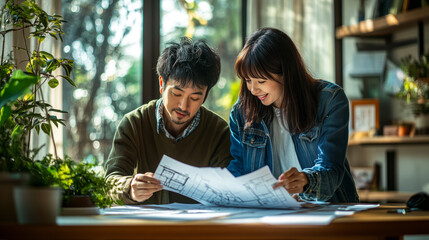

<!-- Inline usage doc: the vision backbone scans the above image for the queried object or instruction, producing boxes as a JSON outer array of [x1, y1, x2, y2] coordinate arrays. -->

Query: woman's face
[[245, 74, 284, 108]]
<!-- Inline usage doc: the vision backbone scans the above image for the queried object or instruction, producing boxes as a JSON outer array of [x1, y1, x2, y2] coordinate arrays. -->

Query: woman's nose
[[250, 82, 259, 94]]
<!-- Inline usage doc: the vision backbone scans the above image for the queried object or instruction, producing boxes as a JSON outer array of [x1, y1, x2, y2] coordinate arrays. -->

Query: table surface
[[1, 204, 429, 240]]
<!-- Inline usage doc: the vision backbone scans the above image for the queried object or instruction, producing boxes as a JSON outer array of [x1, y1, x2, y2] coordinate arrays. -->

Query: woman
[[227, 27, 359, 203]]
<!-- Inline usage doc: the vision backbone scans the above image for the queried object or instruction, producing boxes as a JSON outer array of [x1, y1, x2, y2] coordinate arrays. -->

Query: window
[[62, 0, 143, 162], [160, 0, 242, 119], [61, 0, 242, 163]]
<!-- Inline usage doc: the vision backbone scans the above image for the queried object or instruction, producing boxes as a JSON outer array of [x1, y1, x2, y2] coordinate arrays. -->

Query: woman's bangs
[[237, 51, 273, 81]]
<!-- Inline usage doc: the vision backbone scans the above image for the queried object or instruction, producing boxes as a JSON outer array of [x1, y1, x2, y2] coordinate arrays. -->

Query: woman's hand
[[272, 167, 309, 194], [130, 172, 163, 202]]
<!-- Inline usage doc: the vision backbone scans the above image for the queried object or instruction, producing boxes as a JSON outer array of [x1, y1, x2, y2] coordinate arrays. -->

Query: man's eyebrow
[[173, 86, 185, 92], [173, 85, 204, 95]]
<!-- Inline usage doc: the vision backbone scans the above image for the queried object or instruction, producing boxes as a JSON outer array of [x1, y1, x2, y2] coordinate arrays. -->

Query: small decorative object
[[383, 125, 398, 136], [398, 122, 414, 137], [350, 99, 380, 138], [351, 166, 376, 190], [397, 53, 429, 134]]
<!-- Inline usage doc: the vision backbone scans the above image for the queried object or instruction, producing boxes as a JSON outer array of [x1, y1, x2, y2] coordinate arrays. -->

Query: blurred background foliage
[[62, 0, 241, 163]]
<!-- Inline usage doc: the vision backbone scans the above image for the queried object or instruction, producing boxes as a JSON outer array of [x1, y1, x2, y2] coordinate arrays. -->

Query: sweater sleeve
[[104, 115, 140, 205], [209, 119, 233, 168]]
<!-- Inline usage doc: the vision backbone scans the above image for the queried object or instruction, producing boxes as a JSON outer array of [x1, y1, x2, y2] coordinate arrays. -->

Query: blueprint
[[154, 155, 300, 209]]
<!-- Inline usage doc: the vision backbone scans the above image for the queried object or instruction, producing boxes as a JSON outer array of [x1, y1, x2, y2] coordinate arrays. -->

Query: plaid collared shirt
[[155, 98, 200, 142]]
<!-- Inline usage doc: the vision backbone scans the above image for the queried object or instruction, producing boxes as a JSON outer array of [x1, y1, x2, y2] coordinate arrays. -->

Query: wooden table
[[0, 204, 428, 240]]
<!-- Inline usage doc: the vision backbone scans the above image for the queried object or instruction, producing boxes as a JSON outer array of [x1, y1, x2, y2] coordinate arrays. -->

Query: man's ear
[[159, 76, 163, 94]]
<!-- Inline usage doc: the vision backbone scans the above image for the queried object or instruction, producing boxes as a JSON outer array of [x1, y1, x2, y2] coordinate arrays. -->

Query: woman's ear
[[159, 76, 163, 94]]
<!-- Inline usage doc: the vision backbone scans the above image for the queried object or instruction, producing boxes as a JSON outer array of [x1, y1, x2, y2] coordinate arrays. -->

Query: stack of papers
[[95, 155, 379, 226], [154, 155, 300, 209], [100, 203, 379, 225]]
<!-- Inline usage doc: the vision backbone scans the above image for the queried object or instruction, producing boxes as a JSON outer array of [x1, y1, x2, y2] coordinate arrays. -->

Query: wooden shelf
[[336, 6, 429, 39], [348, 135, 429, 146]]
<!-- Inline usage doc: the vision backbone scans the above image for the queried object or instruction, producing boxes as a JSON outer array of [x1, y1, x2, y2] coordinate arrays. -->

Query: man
[[104, 37, 232, 205]]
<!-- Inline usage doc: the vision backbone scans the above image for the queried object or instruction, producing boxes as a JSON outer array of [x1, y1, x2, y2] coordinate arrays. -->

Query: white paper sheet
[[154, 155, 300, 209], [98, 203, 379, 224]]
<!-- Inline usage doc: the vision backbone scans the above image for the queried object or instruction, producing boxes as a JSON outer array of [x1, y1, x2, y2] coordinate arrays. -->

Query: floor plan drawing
[[156, 165, 189, 192], [154, 155, 301, 209]]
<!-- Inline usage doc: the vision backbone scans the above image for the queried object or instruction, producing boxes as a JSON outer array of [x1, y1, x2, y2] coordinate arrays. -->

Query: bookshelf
[[336, 5, 429, 39], [335, 1, 429, 197], [333, 1, 429, 87]]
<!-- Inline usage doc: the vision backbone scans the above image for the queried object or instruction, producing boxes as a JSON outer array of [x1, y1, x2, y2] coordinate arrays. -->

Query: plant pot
[[61, 195, 99, 215], [14, 186, 62, 224], [0, 172, 29, 222], [414, 114, 429, 135]]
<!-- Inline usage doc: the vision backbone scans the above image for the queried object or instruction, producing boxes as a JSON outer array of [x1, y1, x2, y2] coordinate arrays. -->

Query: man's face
[[160, 77, 207, 136]]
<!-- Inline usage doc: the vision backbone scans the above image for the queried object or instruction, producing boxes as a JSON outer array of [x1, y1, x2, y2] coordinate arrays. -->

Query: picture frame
[[350, 99, 380, 132], [351, 166, 376, 190]]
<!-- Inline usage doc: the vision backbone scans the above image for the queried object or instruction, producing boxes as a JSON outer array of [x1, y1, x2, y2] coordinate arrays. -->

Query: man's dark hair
[[156, 37, 221, 101]]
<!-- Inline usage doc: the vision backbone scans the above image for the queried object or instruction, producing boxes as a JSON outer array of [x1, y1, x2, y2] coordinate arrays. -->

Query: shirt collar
[[155, 98, 201, 142]]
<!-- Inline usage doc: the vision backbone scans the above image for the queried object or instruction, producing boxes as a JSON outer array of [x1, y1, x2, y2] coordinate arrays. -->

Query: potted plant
[[397, 53, 429, 134], [1, 0, 121, 222], [0, 0, 71, 223], [13, 155, 63, 224], [50, 156, 121, 215]]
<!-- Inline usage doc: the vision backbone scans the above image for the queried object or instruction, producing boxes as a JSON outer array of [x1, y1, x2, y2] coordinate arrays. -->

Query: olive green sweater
[[104, 100, 232, 205]]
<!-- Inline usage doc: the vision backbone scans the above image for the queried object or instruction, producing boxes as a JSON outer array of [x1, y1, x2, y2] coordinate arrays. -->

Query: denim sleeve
[[227, 106, 245, 177], [300, 88, 350, 201]]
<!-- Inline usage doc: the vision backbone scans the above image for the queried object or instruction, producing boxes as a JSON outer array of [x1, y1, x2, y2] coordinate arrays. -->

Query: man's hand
[[272, 167, 308, 194], [130, 172, 163, 202]]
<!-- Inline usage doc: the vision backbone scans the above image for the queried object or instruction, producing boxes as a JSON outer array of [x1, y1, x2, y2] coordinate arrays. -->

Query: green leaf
[[0, 70, 38, 110], [35, 124, 40, 134], [61, 63, 73, 77], [49, 108, 68, 114], [51, 119, 58, 128], [0, 105, 12, 126], [46, 59, 59, 73], [61, 75, 76, 87], [40, 51, 54, 60], [36, 35, 45, 44], [48, 78, 59, 88], [41, 123, 51, 135], [49, 32, 58, 40], [11, 125, 24, 140]]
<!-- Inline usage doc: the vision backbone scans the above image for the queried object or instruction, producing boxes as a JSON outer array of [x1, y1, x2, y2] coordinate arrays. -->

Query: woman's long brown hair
[[235, 27, 318, 134]]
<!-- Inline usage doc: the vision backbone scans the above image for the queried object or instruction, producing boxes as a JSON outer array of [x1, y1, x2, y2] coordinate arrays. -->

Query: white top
[[270, 107, 301, 179]]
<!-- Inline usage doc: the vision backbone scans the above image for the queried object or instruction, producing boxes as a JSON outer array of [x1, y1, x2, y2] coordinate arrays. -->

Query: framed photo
[[350, 99, 380, 132], [351, 166, 375, 190]]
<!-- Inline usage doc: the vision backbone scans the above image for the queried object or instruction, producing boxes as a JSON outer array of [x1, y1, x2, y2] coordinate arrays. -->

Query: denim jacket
[[227, 80, 359, 203]]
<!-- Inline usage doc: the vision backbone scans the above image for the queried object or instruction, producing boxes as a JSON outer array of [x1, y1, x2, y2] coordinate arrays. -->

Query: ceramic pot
[[0, 172, 29, 222], [14, 186, 62, 224], [415, 114, 429, 135], [62, 195, 99, 215]]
